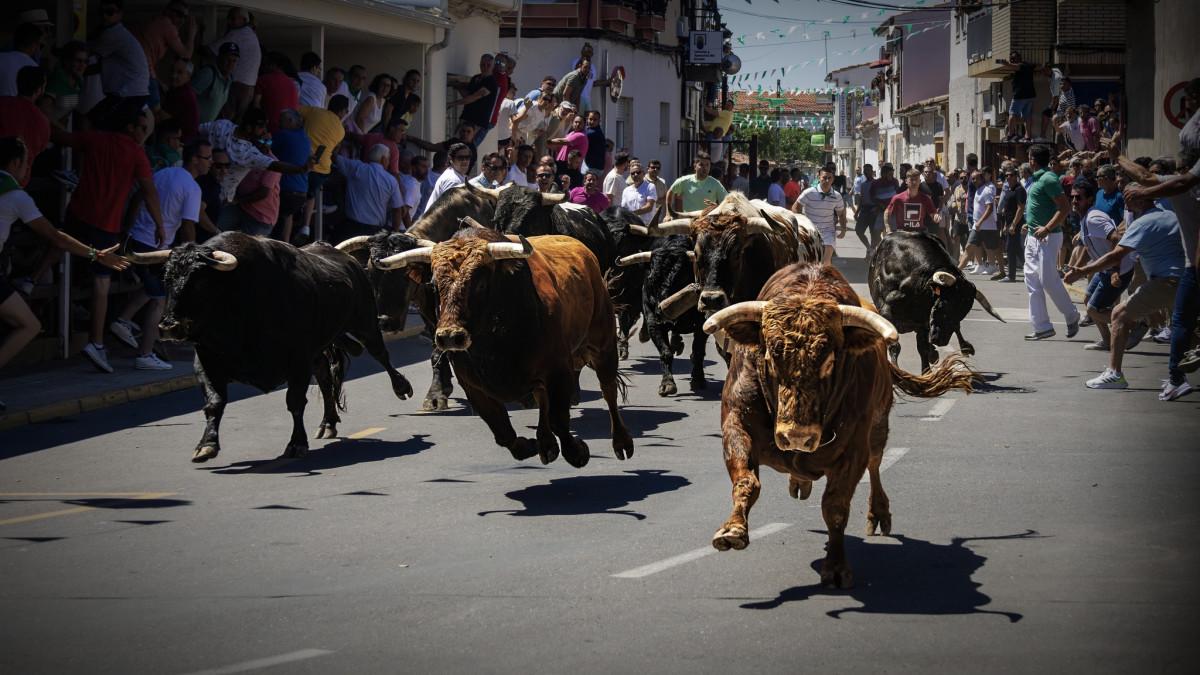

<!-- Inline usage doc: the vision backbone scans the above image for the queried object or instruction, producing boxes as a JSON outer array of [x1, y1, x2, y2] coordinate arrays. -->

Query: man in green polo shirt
[[1022, 144, 1081, 340], [668, 151, 727, 213]]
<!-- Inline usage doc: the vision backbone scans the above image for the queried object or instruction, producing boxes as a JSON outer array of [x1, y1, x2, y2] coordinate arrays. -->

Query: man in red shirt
[[254, 52, 300, 132], [885, 168, 940, 235], [0, 66, 50, 186], [47, 107, 164, 373], [135, 0, 196, 111], [783, 167, 801, 207]]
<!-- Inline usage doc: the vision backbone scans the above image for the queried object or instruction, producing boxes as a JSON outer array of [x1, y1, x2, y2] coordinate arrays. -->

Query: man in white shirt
[[506, 144, 535, 188], [605, 151, 631, 205], [470, 152, 507, 189], [621, 162, 657, 224], [766, 168, 787, 208], [0, 23, 41, 97], [297, 52, 325, 108], [792, 166, 847, 265], [334, 143, 405, 238], [426, 143, 471, 211], [111, 138, 210, 370], [1059, 107, 1086, 151], [397, 152, 422, 231], [961, 168, 1000, 275]]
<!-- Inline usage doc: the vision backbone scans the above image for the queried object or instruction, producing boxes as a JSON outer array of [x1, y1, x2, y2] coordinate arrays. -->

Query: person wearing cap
[[0, 24, 43, 97], [191, 42, 238, 123], [204, 6, 261, 123]]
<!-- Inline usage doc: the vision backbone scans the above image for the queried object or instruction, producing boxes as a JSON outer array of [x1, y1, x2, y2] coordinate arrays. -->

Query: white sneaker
[[1160, 377, 1192, 401], [82, 343, 114, 373], [1152, 327, 1173, 344], [108, 319, 140, 349], [134, 353, 173, 370], [322, 204, 338, 215], [971, 264, 987, 275], [1085, 367, 1127, 389]]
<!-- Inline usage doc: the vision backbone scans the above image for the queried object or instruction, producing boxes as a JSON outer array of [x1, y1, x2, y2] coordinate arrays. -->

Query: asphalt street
[[2, 235, 1198, 674]]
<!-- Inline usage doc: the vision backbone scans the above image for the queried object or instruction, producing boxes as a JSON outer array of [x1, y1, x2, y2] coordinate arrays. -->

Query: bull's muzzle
[[698, 290, 729, 312], [158, 318, 188, 342], [775, 423, 823, 453], [435, 326, 471, 351]]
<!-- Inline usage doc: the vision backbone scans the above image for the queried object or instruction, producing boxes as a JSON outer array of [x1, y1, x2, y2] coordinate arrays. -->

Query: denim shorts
[[1085, 269, 1134, 312], [127, 238, 167, 299], [1009, 97, 1034, 118]]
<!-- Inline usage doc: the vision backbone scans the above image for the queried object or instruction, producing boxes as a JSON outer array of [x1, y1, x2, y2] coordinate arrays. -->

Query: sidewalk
[[0, 311, 424, 432]]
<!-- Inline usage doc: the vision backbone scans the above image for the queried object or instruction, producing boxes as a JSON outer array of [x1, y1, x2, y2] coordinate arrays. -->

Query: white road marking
[[612, 522, 791, 578], [177, 649, 334, 675], [861, 447, 909, 483], [921, 399, 956, 422]]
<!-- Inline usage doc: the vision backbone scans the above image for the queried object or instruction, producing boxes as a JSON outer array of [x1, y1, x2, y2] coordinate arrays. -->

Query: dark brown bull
[[703, 263, 977, 588], [376, 227, 633, 467]]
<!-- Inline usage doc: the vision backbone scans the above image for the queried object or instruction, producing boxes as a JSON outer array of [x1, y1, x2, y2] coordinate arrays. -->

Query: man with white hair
[[332, 142, 405, 240]]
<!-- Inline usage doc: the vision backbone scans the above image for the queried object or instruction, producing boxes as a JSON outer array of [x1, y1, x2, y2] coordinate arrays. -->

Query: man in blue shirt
[[270, 109, 311, 244], [332, 143, 404, 241], [1065, 185, 1185, 391]]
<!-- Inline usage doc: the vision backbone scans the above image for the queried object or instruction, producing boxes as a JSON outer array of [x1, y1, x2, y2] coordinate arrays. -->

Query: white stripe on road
[[612, 522, 791, 578], [178, 649, 334, 675], [861, 447, 909, 483], [921, 399, 956, 422]]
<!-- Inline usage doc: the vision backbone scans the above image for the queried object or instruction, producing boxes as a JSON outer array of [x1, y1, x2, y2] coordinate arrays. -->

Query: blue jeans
[[471, 122, 494, 148], [1169, 265, 1199, 382]]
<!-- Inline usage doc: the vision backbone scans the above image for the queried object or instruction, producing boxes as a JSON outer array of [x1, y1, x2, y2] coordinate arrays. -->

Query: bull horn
[[204, 250, 238, 272], [459, 216, 487, 230], [648, 218, 692, 236], [932, 270, 957, 286], [743, 217, 774, 236], [686, 251, 697, 261], [649, 204, 666, 227], [335, 235, 372, 253], [127, 248, 172, 265], [376, 246, 433, 270], [485, 236, 534, 261], [470, 184, 505, 200], [540, 191, 568, 204], [415, 237, 436, 248], [628, 224, 650, 236], [975, 288, 1006, 322], [658, 283, 702, 320], [667, 201, 705, 219], [702, 301, 768, 335], [616, 251, 653, 267], [839, 304, 899, 343]]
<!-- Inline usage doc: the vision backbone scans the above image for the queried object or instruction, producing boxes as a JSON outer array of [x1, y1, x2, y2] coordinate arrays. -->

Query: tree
[[732, 124, 828, 164]]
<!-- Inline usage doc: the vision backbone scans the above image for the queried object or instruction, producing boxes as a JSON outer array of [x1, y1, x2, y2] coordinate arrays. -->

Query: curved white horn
[[469, 184, 505, 200], [628, 224, 650, 236], [974, 288, 1006, 322], [658, 283, 701, 320], [648, 219, 692, 236], [686, 251, 696, 261], [127, 248, 172, 264], [839, 304, 899, 343], [335, 235, 372, 253], [206, 250, 238, 272], [376, 246, 433, 270], [743, 217, 775, 236], [459, 216, 488, 230], [668, 201, 705, 219], [485, 236, 534, 261], [702, 301, 768, 335], [616, 251, 653, 267], [415, 237, 436, 248], [540, 191, 568, 204], [932, 270, 957, 286]]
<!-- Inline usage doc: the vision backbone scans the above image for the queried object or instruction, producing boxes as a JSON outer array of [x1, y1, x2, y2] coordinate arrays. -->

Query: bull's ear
[[819, 352, 836, 379], [407, 266, 425, 284], [721, 321, 761, 347]]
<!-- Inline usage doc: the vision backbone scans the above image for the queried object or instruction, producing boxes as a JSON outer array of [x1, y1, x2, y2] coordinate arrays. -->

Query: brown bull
[[377, 227, 633, 467], [704, 263, 976, 588]]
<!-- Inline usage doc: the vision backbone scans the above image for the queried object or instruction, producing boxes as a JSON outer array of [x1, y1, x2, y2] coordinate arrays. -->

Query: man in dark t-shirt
[[885, 169, 938, 234], [1002, 50, 1037, 140], [584, 110, 606, 175], [448, 54, 498, 147], [749, 160, 772, 199], [919, 165, 945, 234]]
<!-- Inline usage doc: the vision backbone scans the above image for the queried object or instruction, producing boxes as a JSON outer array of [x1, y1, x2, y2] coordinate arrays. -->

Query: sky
[[717, 0, 951, 92]]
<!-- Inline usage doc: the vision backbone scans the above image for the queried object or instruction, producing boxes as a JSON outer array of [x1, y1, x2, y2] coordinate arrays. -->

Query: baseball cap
[[219, 42, 240, 56], [560, 101, 576, 111]]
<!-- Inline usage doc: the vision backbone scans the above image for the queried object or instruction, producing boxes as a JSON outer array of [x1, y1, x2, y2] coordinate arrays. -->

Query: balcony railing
[[966, 7, 992, 68]]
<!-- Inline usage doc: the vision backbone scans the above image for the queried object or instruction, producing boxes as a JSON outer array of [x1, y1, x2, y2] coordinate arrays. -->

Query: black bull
[[147, 232, 413, 461], [867, 233, 1004, 373]]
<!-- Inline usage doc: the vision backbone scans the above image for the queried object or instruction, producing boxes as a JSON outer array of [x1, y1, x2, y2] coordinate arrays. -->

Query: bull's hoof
[[568, 389, 580, 407], [538, 437, 563, 465], [960, 344, 976, 357], [712, 525, 749, 551], [788, 476, 813, 500], [283, 442, 309, 459], [617, 342, 629, 360], [689, 376, 707, 391], [670, 334, 684, 356], [392, 376, 414, 400], [658, 379, 678, 397], [507, 437, 539, 461], [422, 395, 449, 411], [867, 513, 892, 536], [925, 347, 940, 365], [612, 429, 634, 460], [561, 437, 589, 468], [314, 423, 337, 439], [820, 563, 855, 589], [191, 444, 219, 463]]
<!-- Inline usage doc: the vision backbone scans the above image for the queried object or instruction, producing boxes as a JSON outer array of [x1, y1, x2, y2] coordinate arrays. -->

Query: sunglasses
[[649, 166, 660, 170], [488, 164, 505, 170], [630, 170, 643, 176], [537, 173, 552, 178], [452, 155, 471, 161], [1070, 195, 1085, 201]]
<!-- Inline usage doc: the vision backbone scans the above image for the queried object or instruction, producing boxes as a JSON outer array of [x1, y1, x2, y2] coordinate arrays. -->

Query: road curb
[[0, 325, 424, 432]]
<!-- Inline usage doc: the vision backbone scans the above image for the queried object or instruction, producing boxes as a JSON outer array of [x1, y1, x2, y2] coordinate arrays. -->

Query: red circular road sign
[[1164, 81, 1188, 129]]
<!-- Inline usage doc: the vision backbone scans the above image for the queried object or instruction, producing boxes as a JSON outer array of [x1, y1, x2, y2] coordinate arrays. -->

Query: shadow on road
[[739, 530, 1042, 622], [204, 433, 435, 476], [478, 469, 690, 519], [574, 405, 690, 439], [971, 372, 1037, 395]]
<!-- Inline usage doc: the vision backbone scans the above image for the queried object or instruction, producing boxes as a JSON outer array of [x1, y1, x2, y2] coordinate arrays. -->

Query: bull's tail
[[889, 353, 979, 398], [615, 368, 632, 404], [324, 346, 351, 412]]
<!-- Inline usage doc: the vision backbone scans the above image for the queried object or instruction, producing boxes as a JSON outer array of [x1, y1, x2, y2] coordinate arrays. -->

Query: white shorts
[[819, 227, 837, 246]]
